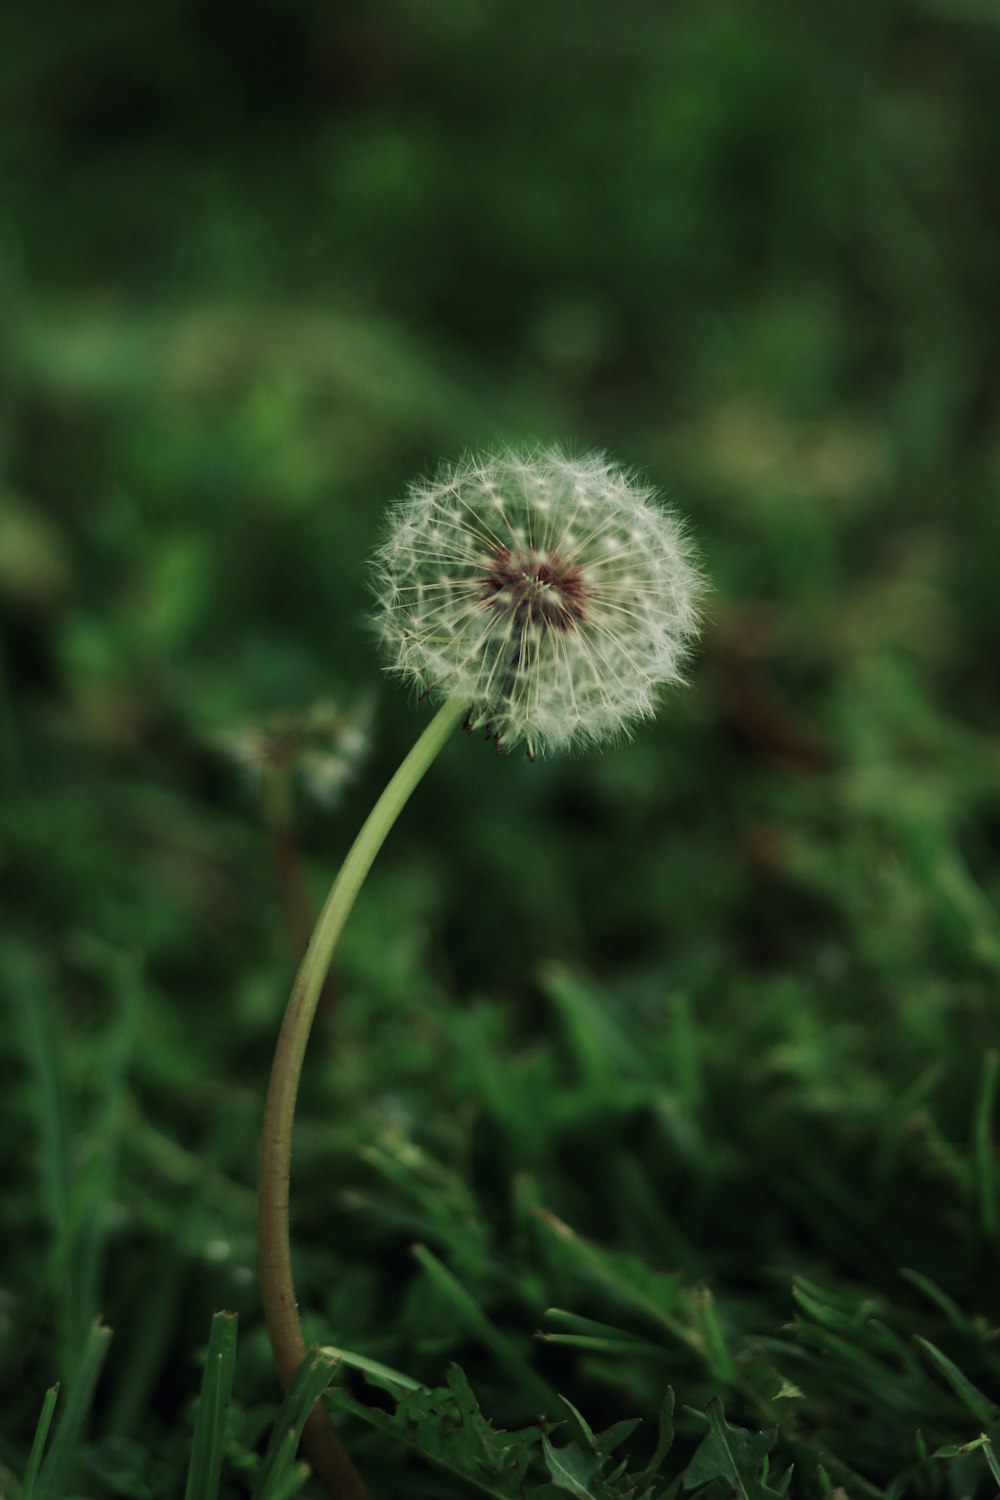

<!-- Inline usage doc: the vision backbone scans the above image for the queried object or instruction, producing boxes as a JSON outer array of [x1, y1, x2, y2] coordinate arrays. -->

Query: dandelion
[[372, 448, 702, 756], [257, 448, 704, 1500], [217, 698, 371, 808], [216, 699, 372, 962]]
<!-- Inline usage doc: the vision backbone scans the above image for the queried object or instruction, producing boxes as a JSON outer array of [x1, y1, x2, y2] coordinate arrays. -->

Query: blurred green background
[[2, 1, 1000, 1496]]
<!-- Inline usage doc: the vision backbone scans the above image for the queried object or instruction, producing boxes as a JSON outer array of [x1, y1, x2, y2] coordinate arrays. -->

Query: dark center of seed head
[[479, 546, 588, 631]]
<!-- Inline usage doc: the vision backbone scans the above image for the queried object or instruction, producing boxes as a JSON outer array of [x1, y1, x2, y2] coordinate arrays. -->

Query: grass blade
[[255, 1430, 297, 1500], [899, 1269, 974, 1334], [411, 1242, 559, 1413], [315, 1345, 420, 1394], [252, 1347, 341, 1500], [691, 1287, 737, 1384], [21, 1386, 59, 1500], [636, 1388, 675, 1484], [35, 1319, 113, 1500], [983, 1439, 1000, 1486], [184, 1310, 238, 1500], [973, 1049, 999, 1240], [533, 1208, 693, 1348], [265, 1460, 312, 1500], [16, 954, 78, 1380], [913, 1337, 999, 1424], [539, 962, 643, 1086]]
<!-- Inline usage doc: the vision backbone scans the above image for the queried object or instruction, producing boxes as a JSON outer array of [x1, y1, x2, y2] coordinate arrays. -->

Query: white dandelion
[[259, 447, 706, 1499], [217, 698, 372, 808], [371, 447, 703, 756]]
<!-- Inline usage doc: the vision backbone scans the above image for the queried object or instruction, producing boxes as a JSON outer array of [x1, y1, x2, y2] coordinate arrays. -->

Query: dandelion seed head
[[371, 447, 703, 757], [217, 699, 372, 807]]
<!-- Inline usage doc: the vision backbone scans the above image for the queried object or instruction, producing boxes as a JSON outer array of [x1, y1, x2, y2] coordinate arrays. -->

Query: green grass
[[185, 1313, 238, 1500], [2, 0, 999, 1495]]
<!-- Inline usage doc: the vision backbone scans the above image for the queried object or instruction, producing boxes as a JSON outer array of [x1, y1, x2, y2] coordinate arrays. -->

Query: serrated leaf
[[683, 1400, 779, 1499], [559, 1397, 641, 1460], [543, 1434, 603, 1496], [593, 1419, 643, 1457], [560, 1396, 598, 1451], [328, 1363, 541, 1500]]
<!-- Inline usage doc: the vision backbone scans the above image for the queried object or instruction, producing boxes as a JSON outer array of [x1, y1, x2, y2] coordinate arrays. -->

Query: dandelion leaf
[[682, 1400, 780, 1500], [329, 1363, 541, 1498], [542, 1433, 604, 1495]]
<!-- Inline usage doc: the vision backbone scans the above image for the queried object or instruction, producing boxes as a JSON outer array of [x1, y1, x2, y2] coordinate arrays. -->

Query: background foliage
[[2, 1, 999, 1496]]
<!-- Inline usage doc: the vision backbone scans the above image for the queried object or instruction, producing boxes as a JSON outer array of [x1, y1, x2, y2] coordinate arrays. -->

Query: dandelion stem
[[258, 694, 467, 1500], [261, 766, 316, 961]]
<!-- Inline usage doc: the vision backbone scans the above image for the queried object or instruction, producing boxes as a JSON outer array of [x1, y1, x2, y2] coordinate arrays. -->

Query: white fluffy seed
[[370, 447, 704, 757]]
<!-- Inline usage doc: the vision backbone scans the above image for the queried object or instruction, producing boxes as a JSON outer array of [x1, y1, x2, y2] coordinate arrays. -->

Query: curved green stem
[[257, 696, 466, 1499]]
